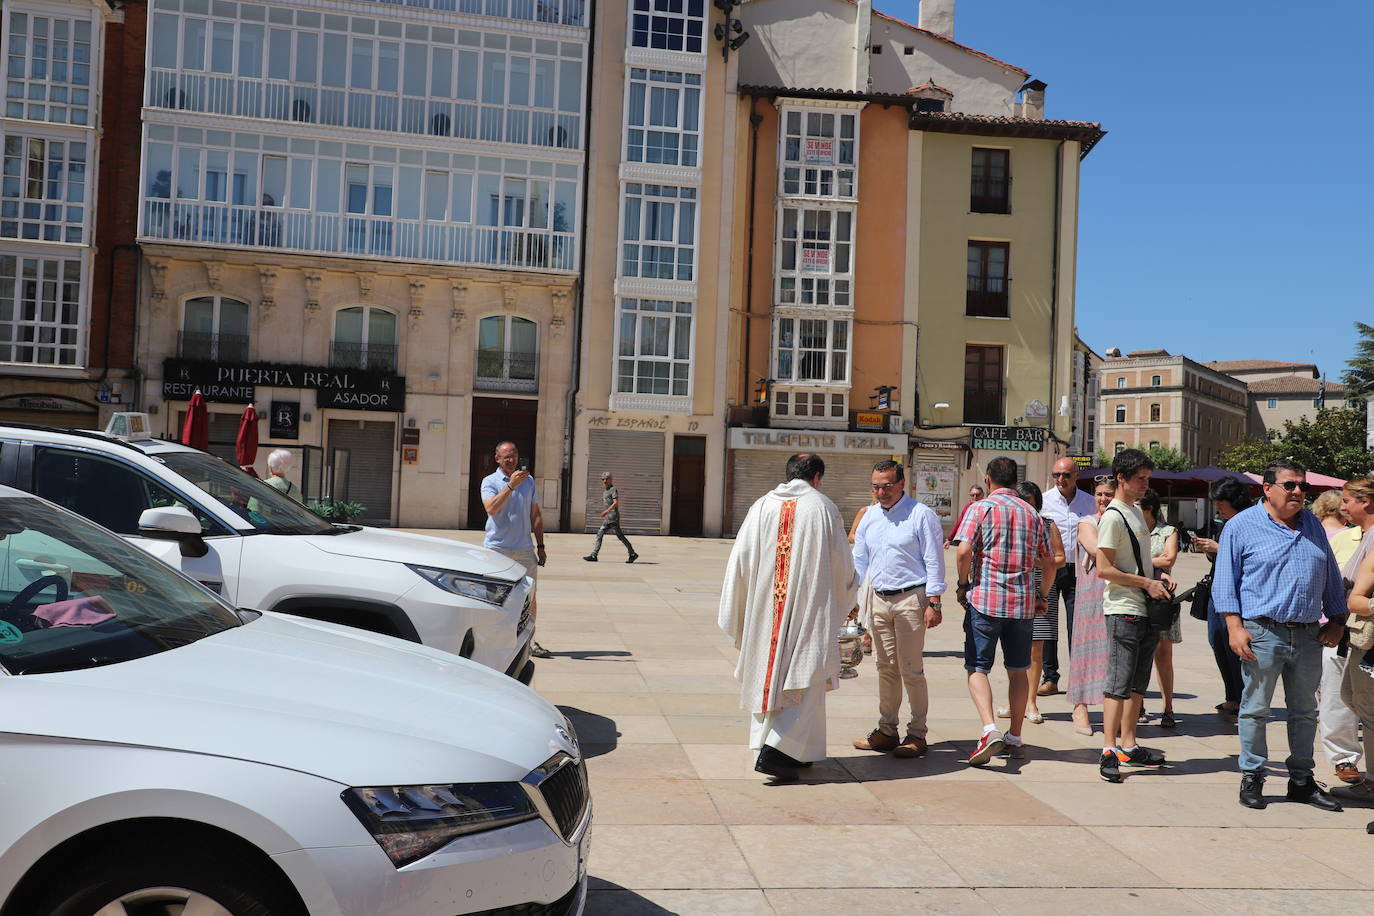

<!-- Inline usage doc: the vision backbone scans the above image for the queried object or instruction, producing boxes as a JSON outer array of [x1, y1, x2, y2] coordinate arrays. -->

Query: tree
[[1342, 321, 1374, 401], [1218, 407, 1372, 480], [1094, 443, 1191, 472]]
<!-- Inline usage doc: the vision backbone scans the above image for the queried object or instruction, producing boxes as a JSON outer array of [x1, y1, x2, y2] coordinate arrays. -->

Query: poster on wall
[[804, 138, 834, 162], [912, 461, 956, 526], [801, 247, 830, 272]]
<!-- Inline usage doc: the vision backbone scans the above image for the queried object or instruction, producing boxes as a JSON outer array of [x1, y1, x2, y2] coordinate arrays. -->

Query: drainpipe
[[560, 0, 597, 533], [1047, 140, 1063, 450], [741, 97, 762, 406]]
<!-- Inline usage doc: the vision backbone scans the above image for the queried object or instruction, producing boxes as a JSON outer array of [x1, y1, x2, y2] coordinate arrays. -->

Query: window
[[630, 0, 705, 53], [1114, 405, 1126, 422], [966, 241, 1009, 317], [773, 389, 846, 422], [777, 206, 852, 307], [1149, 403, 1161, 422], [616, 299, 691, 397], [963, 344, 1004, 425], [332, 306, 397, 371], [181, 295, 249, 362], [780, 109, 857, 199], [625, 69, 701, 167], [1151, 374, 1161, 386], [0, 136, 88, 243], [476, 314, 538, 392], [1116, 377, 1126, 388], [0, 253, 82, 365], [144, 12, 584, 149], [33, 449, 223, 537], [970, 148, 1009, 214], [4, 12, 94, 125], [914, 98, 945, 113], [774, 317, 849, 384], [1267, 398, 1277, 409], [621, 183, 696, 281]]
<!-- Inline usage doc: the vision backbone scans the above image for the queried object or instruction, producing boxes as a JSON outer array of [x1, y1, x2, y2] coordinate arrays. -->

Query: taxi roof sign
[[105, 412, 153, 441]]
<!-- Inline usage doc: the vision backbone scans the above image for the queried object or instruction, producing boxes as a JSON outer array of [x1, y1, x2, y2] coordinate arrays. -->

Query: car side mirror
[[138, 506, 209, 558]]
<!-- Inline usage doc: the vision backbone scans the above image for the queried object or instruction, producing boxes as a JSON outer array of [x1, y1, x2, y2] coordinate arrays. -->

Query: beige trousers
[[871, 585, 930, 739]]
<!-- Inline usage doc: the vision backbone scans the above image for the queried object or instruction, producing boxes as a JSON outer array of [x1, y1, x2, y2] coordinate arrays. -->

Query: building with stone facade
[[132, 0, 587, 526], [720, 0, 1103, 533], [1097, 348, 1248, 466], [1205, 359, 1349, 440], [0, 0, 137, 430]]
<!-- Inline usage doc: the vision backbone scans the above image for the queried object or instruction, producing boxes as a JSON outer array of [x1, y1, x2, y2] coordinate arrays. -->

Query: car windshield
[[0, 495, 242, 675], [159, 452, 336, 535]]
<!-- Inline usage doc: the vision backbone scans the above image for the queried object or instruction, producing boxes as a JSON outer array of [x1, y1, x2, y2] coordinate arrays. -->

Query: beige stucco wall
[[136, 246, 573, 527]]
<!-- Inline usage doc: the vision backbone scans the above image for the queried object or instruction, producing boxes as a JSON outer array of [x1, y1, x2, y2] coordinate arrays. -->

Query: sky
[[882, 0, 1372, 382]]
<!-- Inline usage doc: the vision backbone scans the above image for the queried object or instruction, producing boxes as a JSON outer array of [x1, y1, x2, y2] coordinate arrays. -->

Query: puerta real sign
[[163, 359, 406, 412], [970, 425, 1046, 452]]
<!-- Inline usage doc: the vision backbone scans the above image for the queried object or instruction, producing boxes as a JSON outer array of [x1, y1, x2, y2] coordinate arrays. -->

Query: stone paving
[[425, 530, 1374, 915]]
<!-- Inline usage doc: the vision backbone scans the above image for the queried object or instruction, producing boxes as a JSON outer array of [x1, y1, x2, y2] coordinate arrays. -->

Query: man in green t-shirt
[[1095, 448, 1176, 782], [584, 472, 638, 563]]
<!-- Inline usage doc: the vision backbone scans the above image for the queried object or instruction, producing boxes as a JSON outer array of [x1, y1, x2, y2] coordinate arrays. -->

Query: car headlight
[[408, 565, 515, 607], [342, 783, 538, 868]]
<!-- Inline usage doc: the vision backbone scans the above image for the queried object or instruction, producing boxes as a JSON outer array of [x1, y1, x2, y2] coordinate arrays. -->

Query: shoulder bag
[[1107, 507, 1180, 630]]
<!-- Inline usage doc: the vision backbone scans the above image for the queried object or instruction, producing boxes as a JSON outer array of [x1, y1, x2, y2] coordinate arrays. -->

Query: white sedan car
[[0, 487, 589, 915]]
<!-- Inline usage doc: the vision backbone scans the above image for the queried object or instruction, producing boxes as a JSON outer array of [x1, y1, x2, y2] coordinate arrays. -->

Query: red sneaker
[[966, 730, 1004, 766]]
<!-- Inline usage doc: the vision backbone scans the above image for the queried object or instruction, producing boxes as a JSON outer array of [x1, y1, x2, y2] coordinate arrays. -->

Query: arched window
[[331, 306, 397, 371], [180, 295, 249, 361], [1115, 405, 1126, 423], [476, 315, 538, 392], [1149, 403, 1161, 422]]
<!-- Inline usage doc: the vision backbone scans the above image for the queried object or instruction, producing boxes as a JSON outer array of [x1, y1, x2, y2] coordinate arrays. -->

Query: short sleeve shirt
[[954, 489, 1052, 619], [603, 485, 620, 522], [1097, 499, 1150, 616], [481, 469, 538, 550]]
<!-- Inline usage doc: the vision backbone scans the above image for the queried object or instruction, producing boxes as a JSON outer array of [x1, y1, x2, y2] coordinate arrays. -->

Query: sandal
[[1137, 709, 1150, 725], [1160, 711, 1177, 728], [1026, 712, 1045, 725], [996, 706, 1011, 718]]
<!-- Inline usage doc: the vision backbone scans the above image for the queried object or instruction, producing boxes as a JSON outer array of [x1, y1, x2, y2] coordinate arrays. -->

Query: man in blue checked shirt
[[1213, 459, 1347, 812]]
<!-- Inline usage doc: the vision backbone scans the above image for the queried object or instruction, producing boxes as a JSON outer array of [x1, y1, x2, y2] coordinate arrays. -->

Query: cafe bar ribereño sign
[[162, 358, 406, 412], [970, 425, 1046, 452]]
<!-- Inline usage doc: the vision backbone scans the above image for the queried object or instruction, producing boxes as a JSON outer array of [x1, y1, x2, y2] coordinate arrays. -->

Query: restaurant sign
[[163, 359, 405, 412], [970, 425, 1046, 452]]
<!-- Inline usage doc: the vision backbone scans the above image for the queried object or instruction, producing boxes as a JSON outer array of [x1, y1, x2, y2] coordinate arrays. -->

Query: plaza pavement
[[422, 530, 1374, 915]]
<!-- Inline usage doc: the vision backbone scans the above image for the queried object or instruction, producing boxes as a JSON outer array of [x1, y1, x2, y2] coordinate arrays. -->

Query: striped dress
[[1067, 515, 1109, 706]]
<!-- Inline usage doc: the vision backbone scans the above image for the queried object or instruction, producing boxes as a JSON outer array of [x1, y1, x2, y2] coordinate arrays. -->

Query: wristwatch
[[927, 596, 942, 606]]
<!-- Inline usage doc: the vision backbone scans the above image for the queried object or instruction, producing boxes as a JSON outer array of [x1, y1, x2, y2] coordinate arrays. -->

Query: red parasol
[[181, 390, 209, 452], [235, 405, 260, 477]]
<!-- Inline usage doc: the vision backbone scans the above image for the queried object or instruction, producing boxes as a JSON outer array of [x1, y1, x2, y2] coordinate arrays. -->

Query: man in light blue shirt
[[1213, 459, 1346, 812], [850, 460, 945, 759], [1037, 458, 1098, 693], [481, 440, 549, 658]]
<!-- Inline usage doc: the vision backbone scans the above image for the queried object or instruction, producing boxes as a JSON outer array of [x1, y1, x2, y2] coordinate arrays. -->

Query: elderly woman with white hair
[[264, 448, 303, 503]]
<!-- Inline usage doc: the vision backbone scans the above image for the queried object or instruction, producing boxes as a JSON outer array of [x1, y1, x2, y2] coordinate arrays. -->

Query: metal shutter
[[175, 411, 243, 463], [585, 429, 664, 535], [0, 408, 96, 430], [728, 451, 877, 536], [327, 419, 396, 525]]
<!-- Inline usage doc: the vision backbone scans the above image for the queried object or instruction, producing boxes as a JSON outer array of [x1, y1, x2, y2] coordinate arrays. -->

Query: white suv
[[0, 424, 536, 681], [0, 485, 588, 915]]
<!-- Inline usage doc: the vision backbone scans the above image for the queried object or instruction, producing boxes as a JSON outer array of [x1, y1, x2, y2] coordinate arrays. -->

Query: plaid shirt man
[[954, 488, 1052, 619]]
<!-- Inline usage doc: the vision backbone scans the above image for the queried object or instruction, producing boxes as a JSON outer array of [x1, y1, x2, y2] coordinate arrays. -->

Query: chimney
[[1016, 79, 1047, 119], [854, 0, 872, 92], [918, 0, 954, 38]]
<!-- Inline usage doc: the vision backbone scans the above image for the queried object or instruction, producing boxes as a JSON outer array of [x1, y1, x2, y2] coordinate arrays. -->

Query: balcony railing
[[141, 200, 577, 273], [965, 277, 1009, 318], [963, 390, 1004, 426], [147, 70, 582, 151], [474, 349, 538, 393], [330, 341, 399, 373], [351, 0, 585, 26], [178, 331, 249, 362]]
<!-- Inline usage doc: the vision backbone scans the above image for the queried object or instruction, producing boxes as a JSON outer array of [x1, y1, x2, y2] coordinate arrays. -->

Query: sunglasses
[[1050, 472, 1075, 479], [1094, 474, 1112, 483], [871, 482, 900, 492], [1268, 480, 1312, 493]]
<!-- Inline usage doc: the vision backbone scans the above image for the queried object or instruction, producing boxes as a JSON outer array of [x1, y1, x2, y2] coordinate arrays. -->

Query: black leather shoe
[[1239, 774, 1266, 809], [754, 746, 799, 782], [1288, 775, 1343, 812]]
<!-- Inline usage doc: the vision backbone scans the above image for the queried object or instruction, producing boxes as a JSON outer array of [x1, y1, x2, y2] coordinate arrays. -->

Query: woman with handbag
[[1140, 490, 1181, 728], [1338, 534, 1374, 811]]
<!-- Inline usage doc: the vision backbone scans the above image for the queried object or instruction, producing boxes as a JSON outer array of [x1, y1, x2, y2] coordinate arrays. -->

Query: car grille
[[463, 880, 580, 916], [538, 756, 589, 841], [517, 595, 531, 634]]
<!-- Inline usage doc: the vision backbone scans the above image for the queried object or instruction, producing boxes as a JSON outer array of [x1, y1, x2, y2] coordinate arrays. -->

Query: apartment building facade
[[722, 0, 1103, 533], [132, 0, 588, 526], [1206, 359, 1349, 440], [1098, 348, 1248, 466], [0, 0, 136, 429]]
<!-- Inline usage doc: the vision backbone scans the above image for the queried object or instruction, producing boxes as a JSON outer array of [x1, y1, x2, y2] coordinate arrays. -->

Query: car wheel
[[35, 848, 297, 916]]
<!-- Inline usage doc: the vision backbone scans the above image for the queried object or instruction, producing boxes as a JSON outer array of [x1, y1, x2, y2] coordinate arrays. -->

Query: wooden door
[[669, 435, 705, 537], [467, 397, 538, 528]]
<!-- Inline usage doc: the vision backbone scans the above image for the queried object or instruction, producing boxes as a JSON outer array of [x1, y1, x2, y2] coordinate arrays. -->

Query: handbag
[[1187, 571, 1213, 622], [1107, 507, 1180, 630], [1350, 616, 1374, 651]]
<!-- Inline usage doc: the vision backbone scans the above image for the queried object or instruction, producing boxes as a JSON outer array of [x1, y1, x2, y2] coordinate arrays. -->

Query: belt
[[875, 584, 923, 597], [1251, 616, 1318, 628]]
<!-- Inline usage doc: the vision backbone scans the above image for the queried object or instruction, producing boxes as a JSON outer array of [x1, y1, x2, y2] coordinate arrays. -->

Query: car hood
[[1, 613, 572, 785], [303, 527, 522, 580]]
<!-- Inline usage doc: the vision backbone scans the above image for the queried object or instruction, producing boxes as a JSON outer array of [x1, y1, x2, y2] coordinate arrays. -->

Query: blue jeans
[[1237, 618, 1322, 777], [1208, 608, 1243, 705], [962, 606, 1033, 674]]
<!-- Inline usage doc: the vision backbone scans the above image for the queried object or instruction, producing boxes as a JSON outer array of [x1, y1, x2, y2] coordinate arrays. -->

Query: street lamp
[[712, 0, 750, 62]]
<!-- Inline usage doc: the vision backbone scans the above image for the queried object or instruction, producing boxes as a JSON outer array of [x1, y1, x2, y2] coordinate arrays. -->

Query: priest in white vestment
[[719, 453, 859, 781]]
